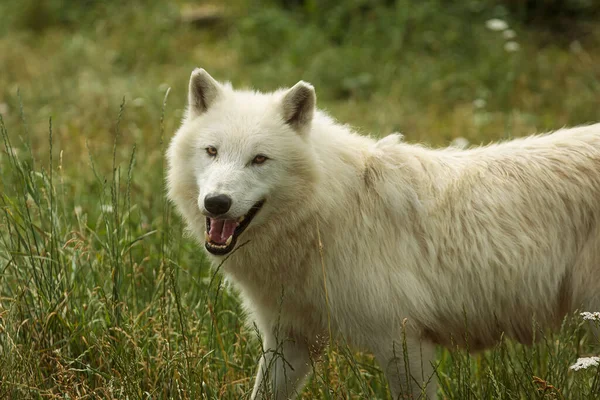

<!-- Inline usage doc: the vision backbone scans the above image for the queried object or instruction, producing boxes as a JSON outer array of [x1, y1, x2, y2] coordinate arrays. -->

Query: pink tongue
[[208, 218, 238, 244]]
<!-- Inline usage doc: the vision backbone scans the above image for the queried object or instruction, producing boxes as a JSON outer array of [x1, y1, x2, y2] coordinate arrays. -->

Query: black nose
[[204, 194, 232, 215]]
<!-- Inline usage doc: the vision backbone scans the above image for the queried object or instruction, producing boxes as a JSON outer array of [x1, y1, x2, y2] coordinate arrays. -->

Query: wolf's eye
[[252, 154, 268, 165], [206, 146, 217, 157]]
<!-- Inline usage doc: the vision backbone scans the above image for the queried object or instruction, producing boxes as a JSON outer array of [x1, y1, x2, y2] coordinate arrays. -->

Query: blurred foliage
[[273, 0, 600, 24], [1, 0, 599, 144], [2, 0, 107, 32], [0, 0, 180, 35], [502, 0, 600, 23]]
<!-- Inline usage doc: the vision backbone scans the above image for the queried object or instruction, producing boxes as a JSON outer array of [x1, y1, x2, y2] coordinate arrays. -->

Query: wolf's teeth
[[226, 236, 232, 246], [205, 232, 210, 242]]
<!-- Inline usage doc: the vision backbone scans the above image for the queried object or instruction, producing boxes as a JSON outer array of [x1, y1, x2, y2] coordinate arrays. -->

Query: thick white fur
[[167, 69, 600, 399]]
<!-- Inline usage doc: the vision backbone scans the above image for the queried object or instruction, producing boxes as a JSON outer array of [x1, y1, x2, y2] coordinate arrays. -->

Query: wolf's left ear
[[188, 68, 222, 118], [281, 81, 316, 135]]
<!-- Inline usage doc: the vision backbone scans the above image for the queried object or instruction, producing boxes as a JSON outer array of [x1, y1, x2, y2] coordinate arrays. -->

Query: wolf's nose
[[204, 194, 232, 215]]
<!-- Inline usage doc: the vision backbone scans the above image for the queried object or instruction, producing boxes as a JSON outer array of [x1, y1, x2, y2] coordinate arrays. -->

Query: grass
[[1, 0, 600, 398]]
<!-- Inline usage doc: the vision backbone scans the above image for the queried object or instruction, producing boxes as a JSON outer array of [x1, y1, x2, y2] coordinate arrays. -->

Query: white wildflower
[[504, 41, 520, 53], [581, 311, 600, 321], [132, 97, 145, 107], [451, 137, 470, 150], [0, 103, 8, 115], [570, 40, 583, 54], [485, 19, 508, 32], [570, 356, 600, 371], [502, 29, 516, 40], [473, 98, 486, 109], [101, 204, 114, 213], [74, 206, 83, 215]]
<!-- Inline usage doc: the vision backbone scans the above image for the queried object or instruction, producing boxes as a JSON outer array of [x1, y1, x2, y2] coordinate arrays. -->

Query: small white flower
[[451, 137, 470, 150], [0, 103, 8, 115], [581, 311, 600, 321], [132, 97, 145, 107], [74, 206, 83, 215], [570, 40, 583, 54], [504, 41, 520, 53], [485, 19, 508, 32], [101, 204, 114, 213], [570, 356, 600, 371], [473, 98, 487, 109], [502, 29, 516, 40]]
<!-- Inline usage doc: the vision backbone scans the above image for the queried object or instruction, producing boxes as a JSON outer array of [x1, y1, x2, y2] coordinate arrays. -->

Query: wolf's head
[[167, 69, 319, 256]]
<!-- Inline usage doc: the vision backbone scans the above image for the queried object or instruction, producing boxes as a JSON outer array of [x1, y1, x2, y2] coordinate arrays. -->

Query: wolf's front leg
[[250, 330, 317, 400], [375, 336, 437, 399]]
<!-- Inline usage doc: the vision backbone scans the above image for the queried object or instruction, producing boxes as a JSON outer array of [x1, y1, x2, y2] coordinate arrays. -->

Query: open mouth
[[204, 200, 265, 255]]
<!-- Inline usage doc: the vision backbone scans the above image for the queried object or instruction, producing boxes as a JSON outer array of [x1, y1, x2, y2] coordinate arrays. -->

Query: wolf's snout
[[204, 194, 232, 215]]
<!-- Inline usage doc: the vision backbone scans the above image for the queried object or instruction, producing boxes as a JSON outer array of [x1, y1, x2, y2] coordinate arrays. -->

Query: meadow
[[1, 0, 599, 398]]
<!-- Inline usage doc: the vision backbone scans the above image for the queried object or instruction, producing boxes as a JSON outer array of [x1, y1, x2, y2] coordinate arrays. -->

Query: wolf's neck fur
[[306, 111, 379, 210]]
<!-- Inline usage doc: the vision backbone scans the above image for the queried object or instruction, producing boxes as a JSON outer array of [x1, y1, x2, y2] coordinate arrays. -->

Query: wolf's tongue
[[208, 218, 238, 244]]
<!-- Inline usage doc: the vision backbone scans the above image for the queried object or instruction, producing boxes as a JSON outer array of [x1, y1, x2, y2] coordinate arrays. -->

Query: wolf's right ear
[[187, 68, 222, 118], [281, 81, 316, 135]]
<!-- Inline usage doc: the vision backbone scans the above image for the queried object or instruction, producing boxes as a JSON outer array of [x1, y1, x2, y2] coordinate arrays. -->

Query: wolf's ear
[[188, 68, 222, 118], [281, 81, 316, 135]]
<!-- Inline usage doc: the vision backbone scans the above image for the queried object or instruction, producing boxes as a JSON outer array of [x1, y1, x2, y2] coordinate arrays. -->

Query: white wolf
[[166, 68, 600, 399]]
